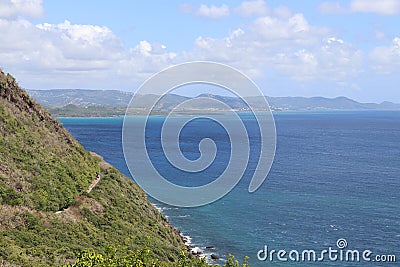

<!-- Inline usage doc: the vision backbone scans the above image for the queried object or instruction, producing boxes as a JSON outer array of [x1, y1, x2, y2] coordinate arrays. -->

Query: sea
[[59, 110, 400, 266]]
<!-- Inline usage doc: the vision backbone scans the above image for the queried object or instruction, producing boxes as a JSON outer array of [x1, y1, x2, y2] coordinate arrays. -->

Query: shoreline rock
[[151, 203, 219, 262]]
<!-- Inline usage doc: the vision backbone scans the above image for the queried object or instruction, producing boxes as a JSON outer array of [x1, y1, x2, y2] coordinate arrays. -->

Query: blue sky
[[0, 0, 399, 102]]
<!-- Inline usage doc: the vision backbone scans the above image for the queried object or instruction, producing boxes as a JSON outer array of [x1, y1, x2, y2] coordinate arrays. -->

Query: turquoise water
[[60, 111, 400, 266]]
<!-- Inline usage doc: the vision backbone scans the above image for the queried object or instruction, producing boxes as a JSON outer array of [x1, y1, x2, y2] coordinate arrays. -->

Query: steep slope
[[0, 70, 188, 266], [0, 71, 100, 212]]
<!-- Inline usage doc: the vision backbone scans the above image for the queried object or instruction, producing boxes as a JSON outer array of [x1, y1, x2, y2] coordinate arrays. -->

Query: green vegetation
[[0, 70, 251, 266], [66, 250, 249, 267], [0, 167, 182, 265], [50, 104, 126, 117], [0, 72, 99, 212]]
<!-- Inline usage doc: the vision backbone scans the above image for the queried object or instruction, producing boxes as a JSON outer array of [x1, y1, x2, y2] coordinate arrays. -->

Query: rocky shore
[[152, 203, 221, 263]]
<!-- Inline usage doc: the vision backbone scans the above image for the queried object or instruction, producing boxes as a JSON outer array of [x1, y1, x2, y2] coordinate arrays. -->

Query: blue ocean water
[[59, 111, 400, 266]]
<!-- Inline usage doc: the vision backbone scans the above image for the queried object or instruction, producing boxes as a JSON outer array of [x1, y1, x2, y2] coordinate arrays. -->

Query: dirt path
[[55, 172, 104, 214], [87, 173, 103, 193]]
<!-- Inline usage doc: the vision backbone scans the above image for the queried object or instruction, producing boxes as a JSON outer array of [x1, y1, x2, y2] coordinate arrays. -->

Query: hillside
[[0, 71, 219, 266]]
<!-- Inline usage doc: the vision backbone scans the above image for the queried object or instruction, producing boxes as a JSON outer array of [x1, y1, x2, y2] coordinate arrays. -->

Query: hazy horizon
[[26, 88, 399, 104]]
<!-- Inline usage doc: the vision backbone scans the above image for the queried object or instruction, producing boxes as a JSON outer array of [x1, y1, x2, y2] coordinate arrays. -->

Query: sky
[[0, 0, 399, 103]]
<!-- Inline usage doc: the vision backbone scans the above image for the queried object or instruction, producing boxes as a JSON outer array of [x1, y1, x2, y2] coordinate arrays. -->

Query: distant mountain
[[27, 89, 132, 108], [265, 96, 400, 110], [27, 89, 400, 117]]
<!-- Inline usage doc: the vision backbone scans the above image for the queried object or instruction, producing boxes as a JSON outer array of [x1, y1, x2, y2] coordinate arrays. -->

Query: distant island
[[27, 89, 400, 117]]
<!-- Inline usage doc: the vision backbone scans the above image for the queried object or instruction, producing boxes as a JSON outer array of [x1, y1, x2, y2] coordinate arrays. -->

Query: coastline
[[151, 203, 221, 264], [53, 109, 400, 120]]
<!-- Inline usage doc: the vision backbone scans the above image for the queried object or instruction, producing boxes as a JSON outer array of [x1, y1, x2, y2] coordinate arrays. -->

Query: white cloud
[[369, 37, 400, 73], [134, 40, 152, 56], [317, 2, 347, 14], [317, 0, 400, 15], [0, 1, 387, 97], [350, 0, 400, 15], [0, 9, 363, 88], [36, 20, 124, 61], [235, 0, 269, 17], [249, 14, 316, 43], [188, 13, 363, 82], [196, 4, 230, 19], [0, 17, 176, 89], [272, 6, 292, 18], [0, 0, 43, 19]]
